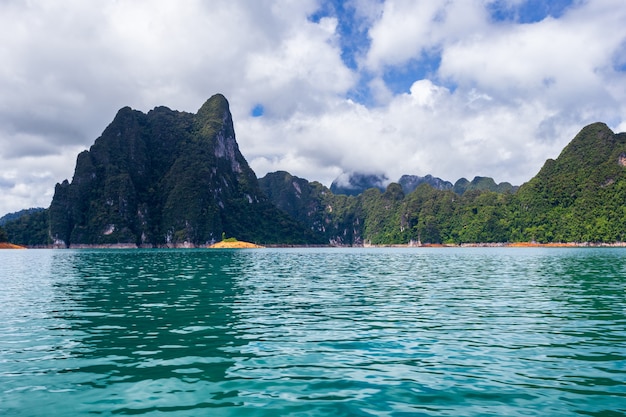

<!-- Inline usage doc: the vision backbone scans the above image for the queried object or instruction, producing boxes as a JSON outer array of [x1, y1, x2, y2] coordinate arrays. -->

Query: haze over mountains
[[2, 95, 626, 247]]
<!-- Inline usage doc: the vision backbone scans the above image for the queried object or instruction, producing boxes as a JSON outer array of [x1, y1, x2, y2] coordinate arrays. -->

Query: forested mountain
[[3, 93, 625, 248], [512, 122, 626, 242], [2, 209, 49, 246], [45, 94, 319, 247]]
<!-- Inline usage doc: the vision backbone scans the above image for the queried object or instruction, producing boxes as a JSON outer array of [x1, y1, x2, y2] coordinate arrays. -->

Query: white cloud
[[363, 0, 487, 72], [240, 81, 556, 187], [440, 13, 617, 99], [244, 16, 356, 117], [436, 0, 626, 143]]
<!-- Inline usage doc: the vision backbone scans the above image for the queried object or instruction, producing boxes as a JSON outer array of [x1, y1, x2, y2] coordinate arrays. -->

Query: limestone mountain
[[258, 171, 328, 231], [258, 171, 363, 245], [48, 94, 318, 247]]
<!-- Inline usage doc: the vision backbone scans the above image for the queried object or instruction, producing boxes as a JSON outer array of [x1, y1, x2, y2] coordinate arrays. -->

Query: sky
[[1, 0, 626, 216]]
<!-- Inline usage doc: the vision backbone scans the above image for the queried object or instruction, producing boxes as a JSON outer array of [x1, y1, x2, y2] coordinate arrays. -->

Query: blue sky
[[0, 0, 625, 215]]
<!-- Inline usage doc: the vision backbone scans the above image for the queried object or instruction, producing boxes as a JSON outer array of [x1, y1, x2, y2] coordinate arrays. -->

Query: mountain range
[[2, 94, 626, 247]]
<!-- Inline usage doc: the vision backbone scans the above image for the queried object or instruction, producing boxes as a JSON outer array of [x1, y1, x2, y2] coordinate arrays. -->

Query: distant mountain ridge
[[452, 176, 518, 195], [330, 172, 516, 196], [399, 175, 453, 194], [330, 172, 389, 196]]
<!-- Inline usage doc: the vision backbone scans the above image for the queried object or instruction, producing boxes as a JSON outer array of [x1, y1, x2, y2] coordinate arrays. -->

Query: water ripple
[[0, 248, 625, 416]]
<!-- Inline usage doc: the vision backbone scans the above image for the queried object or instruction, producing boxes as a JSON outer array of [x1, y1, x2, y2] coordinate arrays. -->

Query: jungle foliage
[[2, 210, 50, 246]]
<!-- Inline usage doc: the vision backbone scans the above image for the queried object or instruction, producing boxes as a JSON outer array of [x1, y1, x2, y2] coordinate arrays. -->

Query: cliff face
[[49, 94, 316, 247]]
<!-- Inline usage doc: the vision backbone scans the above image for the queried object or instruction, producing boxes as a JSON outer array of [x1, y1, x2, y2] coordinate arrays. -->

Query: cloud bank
[[1, 0, 625, 216]]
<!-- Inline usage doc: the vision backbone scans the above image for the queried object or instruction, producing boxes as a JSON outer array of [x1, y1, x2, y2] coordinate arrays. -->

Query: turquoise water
[[0, 248, 625, 416]]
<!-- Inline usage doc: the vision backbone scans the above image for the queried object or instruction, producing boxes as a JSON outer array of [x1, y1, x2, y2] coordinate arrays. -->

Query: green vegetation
[[511, 123, 626, 242], [0, 226, 7, 242], [3, 210, 50, 246]]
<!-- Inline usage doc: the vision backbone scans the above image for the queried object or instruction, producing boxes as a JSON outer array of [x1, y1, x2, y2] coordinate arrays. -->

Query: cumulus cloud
[[0, 0, 625, 216], [244, 16, 356, 117], [240, 78, 555, 186], [363, 0, 486, 72]]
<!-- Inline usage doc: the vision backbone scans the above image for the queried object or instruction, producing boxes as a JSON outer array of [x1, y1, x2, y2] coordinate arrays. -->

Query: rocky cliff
[[48, 94, 317, 247]]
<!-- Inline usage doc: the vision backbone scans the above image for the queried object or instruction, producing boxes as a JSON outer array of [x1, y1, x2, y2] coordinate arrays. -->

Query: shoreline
[[10, 241, 626, 249]]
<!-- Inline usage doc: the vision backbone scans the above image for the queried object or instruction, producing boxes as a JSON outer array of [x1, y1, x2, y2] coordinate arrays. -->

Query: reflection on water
[[0, 248, 625, 416]]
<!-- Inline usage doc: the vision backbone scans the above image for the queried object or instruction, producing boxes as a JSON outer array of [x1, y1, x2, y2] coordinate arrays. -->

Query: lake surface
[[1, 248, 625, 416]]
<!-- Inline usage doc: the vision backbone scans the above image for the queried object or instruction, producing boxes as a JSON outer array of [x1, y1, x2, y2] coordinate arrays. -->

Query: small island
[[208, 236, 263, 249]]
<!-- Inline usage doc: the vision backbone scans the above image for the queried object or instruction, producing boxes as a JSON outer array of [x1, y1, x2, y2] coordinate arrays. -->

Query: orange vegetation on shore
[[0, 242, 26, 249], [507, 242, 582, 248], [208, 241, 264, 249]]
